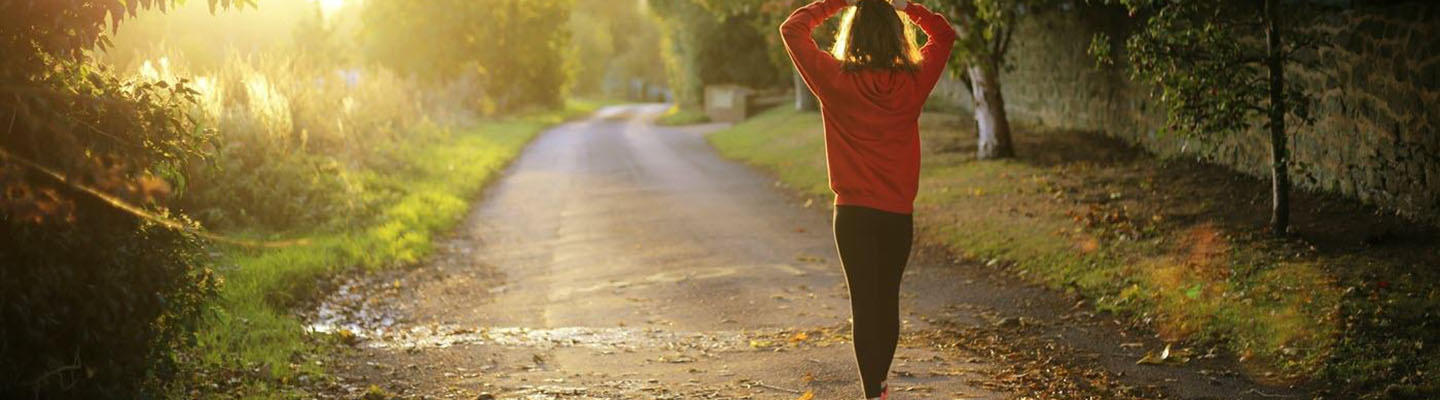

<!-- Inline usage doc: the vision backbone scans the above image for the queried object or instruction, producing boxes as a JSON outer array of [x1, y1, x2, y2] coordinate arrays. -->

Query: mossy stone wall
[[935, 2, 1439, 224]]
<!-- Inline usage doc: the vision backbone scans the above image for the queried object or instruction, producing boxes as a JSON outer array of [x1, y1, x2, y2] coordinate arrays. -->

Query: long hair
[[830, 0, 922, 72]]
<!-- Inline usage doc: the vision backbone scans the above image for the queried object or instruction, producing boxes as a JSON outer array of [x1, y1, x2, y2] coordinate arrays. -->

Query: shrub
[[361, 0, 573, 113], [0, 199, 217, 398], [0, 1, 237, 396], [125, 51, 429, 232]]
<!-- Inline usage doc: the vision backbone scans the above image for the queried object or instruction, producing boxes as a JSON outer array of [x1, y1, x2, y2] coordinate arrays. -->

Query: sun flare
[[314, 0, 346, 18]]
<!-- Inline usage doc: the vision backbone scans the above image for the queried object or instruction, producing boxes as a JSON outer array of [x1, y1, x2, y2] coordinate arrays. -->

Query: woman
[[780, 0, 956, 398]]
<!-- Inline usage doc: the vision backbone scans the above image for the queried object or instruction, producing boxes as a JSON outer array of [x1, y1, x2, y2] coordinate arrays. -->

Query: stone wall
[[936, 2, 1439, 225]]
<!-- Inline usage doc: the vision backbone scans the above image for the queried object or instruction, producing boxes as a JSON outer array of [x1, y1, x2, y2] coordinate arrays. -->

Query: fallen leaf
[[789, 331, 809, 343], [1136, 350, 1164, 365], [1137, 344, 1191, 365]]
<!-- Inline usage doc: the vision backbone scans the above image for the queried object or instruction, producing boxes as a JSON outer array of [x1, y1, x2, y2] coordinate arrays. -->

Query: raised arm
[[903, 2, 958, 93], [781, 0, 851, 99]]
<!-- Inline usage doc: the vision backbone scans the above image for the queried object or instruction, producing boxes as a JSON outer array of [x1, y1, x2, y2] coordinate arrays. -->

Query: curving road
[[319, 104, 1304, 400]]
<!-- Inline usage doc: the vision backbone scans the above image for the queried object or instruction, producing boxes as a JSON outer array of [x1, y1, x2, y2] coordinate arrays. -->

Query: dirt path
[[313, 105, 1306, 399]]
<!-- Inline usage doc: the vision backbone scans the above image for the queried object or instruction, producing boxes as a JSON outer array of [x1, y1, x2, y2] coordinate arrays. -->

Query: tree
[[1092, 0, 1318, 234], [688, 0, 1051, 125], [932, 0, 1054, 159], [650, 0, 791, 110], [362, 0, 573, 112], [692, 0, 824, 111], [570, 0, 667, 100]]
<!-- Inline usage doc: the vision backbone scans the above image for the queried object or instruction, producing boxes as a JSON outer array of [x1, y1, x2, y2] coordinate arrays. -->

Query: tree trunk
[[968, 60, 1014, 159], [793, 67, 818, 111], [1265, 0, 1291, 235]]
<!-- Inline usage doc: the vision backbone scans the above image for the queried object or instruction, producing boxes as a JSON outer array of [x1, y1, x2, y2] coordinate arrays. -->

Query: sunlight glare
[[314, 0, 346, 19]]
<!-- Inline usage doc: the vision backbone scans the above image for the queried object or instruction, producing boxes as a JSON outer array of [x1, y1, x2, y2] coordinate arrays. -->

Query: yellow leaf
[[795, 390, 815, 400], [1136, 350, 1163, 365], [788, 331, 809, 343]]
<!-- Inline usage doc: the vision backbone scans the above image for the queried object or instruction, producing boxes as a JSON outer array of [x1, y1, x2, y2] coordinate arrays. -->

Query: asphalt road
[[316, 104, 1307, 400]]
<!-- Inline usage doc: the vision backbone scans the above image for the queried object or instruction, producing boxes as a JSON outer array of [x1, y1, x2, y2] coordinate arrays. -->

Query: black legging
[[833, 205, 914, 398]]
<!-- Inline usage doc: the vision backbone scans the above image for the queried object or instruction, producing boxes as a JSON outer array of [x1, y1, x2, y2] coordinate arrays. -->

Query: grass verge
[[708, 107, 1439, 399], [655, 105, 711, 126], [175, 101, 603, 398]]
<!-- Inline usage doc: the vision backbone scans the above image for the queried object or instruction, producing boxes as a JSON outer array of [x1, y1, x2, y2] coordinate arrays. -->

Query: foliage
[[656, 107, 713, 126], [569, 0, 668, 99], [931, 0, 1053, 159], [100, 0, 333, 71], [172, 104, 600, 398], [362, 0, 574, 113], [0, 61, 208, 223], [1, 0, 586, 397], [1, 202, 218, 398], [0, 2, 253, 198], [693, 0, 812, 81], [1091, 0, 1322, 233], [123, 51, 428, 232], [649, 0, 710, 108], [711, 107, 1439, 398], [1089, 0, 1316, 139], [101, 2, 441, 232], [99, 4, 600, 396], [649, 0, 790, 109], [76, 2, 589, 396], [0, 1, 245, 396], [931, 0, 1032, 71]]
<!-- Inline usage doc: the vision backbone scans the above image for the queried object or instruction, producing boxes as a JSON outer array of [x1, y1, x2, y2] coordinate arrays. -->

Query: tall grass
[[121, 46, 601, 397], [131, 49, 445, 232], [186, 118, 574, 397]]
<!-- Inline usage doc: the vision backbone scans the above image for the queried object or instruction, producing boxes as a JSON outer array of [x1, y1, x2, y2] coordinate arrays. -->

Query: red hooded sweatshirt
[[781, 0, 956, 214]]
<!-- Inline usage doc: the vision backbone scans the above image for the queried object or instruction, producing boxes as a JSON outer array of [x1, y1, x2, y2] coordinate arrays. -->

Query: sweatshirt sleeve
[[904, 3, 958, 95], [781, 0, 849, 100]]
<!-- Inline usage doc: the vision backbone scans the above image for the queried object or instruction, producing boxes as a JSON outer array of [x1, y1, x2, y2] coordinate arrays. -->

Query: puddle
[[306, 276, 402, 337], [307, 271, 854, 354], [303, 253, 849, 358], [362, 325, 758, 352], [499, 380, 736, 400]]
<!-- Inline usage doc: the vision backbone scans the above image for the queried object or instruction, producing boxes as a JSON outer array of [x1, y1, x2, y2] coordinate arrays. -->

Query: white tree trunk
[[794, 67, 818, 111], [1265, 0, 1291, 235], [968, 62, 1014, 159]]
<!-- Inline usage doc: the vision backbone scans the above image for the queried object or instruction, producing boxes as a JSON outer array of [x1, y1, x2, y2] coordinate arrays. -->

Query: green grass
[[708, 107, 1439, 397], [181, 101, 602, 398], [655, 106, 711, 126], [707, 108, 829, 196]]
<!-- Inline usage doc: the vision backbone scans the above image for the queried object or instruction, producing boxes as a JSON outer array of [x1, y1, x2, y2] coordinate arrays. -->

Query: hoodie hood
[[848, 69, 919, 114]]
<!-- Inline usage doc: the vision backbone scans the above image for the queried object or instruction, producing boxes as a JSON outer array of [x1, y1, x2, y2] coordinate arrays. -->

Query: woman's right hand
[[891, 0, 907, 10]]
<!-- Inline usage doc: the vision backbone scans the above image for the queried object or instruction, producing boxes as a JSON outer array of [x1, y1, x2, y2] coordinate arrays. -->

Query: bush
[[0, 194, 218, 398], [123, 52, 429, 232], [0, 1, 236, 396], [361, 0, 573, 113]]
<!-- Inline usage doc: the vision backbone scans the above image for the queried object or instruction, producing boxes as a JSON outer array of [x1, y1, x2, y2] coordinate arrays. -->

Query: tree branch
[[996, 12, 1017, 58], [958, 67, 975, 94]]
